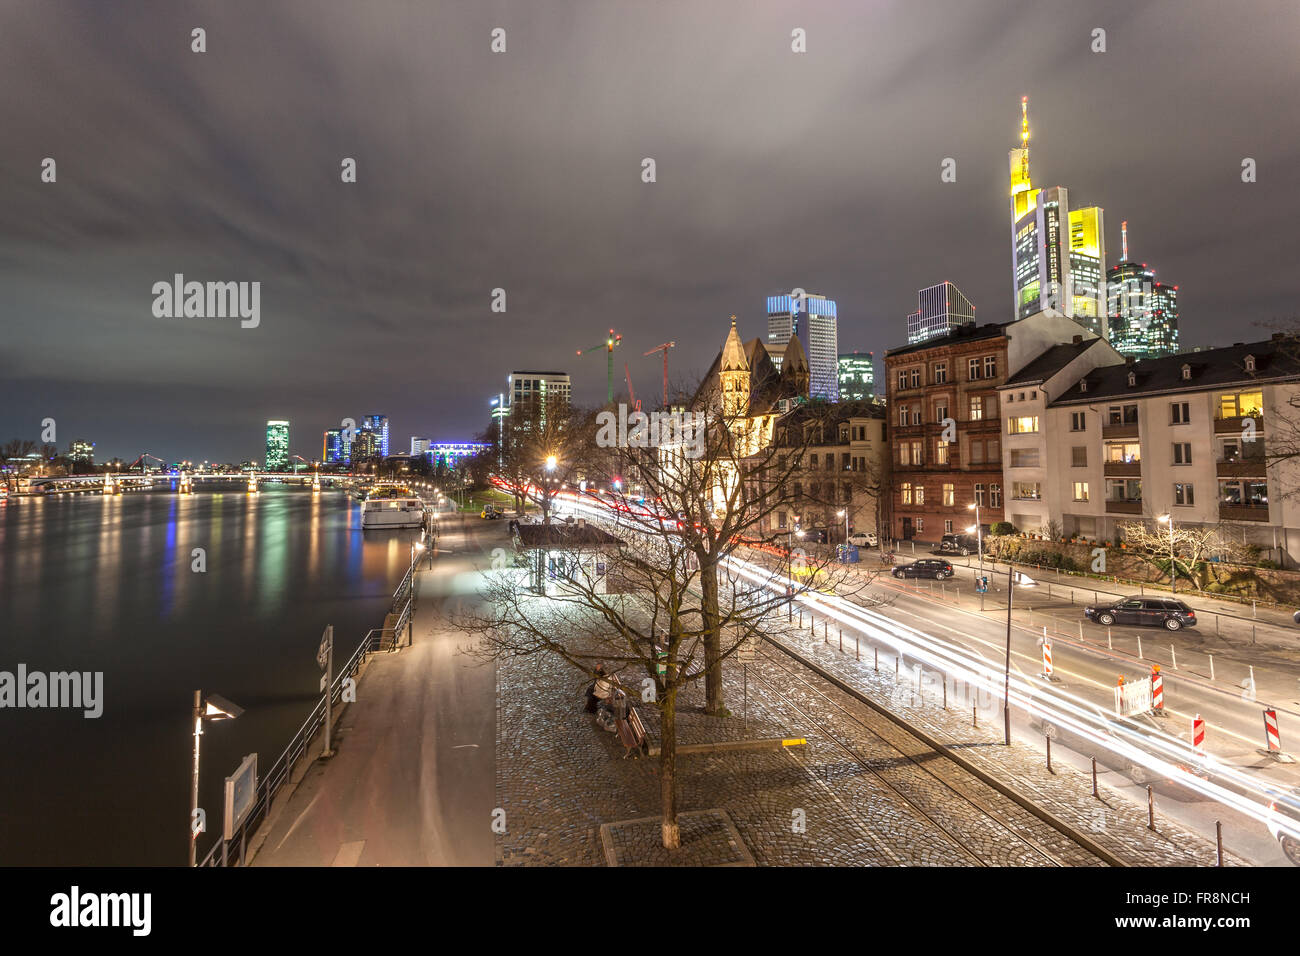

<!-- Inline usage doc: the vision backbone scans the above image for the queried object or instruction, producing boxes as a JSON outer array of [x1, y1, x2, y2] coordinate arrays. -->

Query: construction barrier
[[1151, 665, 1164, 711], [1193, 714, 1205, 756], [1265, 708, 1281, 753], [1114, 674, 1153, 717], [1042, 640, 1053, 678]]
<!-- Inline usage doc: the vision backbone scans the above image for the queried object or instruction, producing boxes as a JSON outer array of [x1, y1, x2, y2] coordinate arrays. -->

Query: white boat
[[360, 487, 426, 529]]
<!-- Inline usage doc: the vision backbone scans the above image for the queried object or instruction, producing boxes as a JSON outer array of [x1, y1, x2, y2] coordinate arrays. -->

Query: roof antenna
[[1020, 96, 1029, 148], [1121, 220, 1129, 261]]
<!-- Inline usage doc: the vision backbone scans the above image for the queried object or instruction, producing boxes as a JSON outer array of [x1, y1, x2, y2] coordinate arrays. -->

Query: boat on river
[[359, 485, 426, 529]]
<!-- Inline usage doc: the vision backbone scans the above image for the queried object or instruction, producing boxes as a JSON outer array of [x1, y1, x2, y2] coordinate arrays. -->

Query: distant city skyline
[[2, 1, 1297, 462]]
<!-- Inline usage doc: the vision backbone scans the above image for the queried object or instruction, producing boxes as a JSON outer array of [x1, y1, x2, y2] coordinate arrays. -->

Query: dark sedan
[[892, 558, 955, 580], [1084, 597, 1197, 630]]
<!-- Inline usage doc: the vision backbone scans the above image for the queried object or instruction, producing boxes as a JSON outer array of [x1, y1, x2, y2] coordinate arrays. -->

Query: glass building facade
[[363, 415, 389, 458], [837, 352, 876, 401], [1107, 260, 1179, 359], [766, 292, 839, 401], [265, 420, 290, 470], [906, 281, 976, 344], [323, 428, 343, 463]]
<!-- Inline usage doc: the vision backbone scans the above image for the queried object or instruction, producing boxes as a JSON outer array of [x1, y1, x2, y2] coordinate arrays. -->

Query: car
[[1084, 597, 1196, 630], [892, 558, 954, 580], [938, 532, 981, 556], [1264, 786, 1300, 865], [801, 528, 829, 544], [847, 531, 878, 548]]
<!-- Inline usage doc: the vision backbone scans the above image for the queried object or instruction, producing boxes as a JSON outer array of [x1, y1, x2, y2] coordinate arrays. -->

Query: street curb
[[762, 633, 1131, 867]]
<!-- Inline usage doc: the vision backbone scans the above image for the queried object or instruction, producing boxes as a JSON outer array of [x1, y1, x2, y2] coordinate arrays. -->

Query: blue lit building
[[766, 292, 839, 402], [363, 414, 389, 457]]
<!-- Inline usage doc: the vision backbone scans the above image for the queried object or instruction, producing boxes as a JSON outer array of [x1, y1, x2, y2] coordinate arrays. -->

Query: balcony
[[1216, 455, 1267, 478], [1105, 499, 1143, 515], [1214, 414, 1263, 435], [1101, 422, 1140, 440], [1103, 461, 1142, 478], [1219, 502, 1269, 522]]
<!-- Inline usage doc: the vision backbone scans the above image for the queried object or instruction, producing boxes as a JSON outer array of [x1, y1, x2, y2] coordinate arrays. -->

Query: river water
[[0, 485, 419, 865]]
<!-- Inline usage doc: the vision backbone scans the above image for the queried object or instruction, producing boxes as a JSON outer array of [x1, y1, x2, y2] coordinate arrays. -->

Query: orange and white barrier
[[1151, 665, 1164, 711], [1265, 708, 1281, 753], [1042, 640, 1053, 678], [1193, 714, 1205, 756]]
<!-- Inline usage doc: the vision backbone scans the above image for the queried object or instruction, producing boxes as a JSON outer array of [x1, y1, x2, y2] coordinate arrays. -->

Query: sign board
[[320, 673, 329, 693], [1114, 676, 1153, 716], [316, 626, 332, 669], [223, 753, 258, 841]]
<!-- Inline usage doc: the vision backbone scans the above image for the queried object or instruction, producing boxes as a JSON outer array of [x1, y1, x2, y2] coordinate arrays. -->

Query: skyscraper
[[352, 427, 377, 460], [265, 420, 290, 470], [766, 292, 839, 401], [363, 415, 389, 457], [1106, 221, 1180, 359], [507, 371, 571, 432], [1008, 98, 1107, 335], [837, 352, 876, 401], [323, 429, 343, 463], [906, 281, 976, 344]]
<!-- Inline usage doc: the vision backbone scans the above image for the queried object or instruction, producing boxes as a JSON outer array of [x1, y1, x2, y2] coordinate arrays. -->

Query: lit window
[[1007, 416, 1039, 434], [942, 483, 954, 506], [969, 396, 984, 420], [1073, 482, 1089, 502]]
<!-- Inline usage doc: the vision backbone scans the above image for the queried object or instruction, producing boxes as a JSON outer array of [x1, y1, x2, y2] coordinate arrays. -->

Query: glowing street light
[[189, 691, 242, 866]]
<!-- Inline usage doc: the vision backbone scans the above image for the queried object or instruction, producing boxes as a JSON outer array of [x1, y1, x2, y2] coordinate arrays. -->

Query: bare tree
[[0, 439, 37, 492], [1117, 520, 1252, 590]]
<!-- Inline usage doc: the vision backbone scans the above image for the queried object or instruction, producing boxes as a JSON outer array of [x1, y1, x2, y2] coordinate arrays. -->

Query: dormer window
[[1181, 364, 1191, 381], [1127, 371, 1137, 387], [1079, 378, 1088, 393], [1245, 354, 1257, 373]]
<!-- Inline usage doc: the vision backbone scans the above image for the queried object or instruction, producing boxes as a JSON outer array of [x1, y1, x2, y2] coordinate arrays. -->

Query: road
[[252, 514, 495, 866]]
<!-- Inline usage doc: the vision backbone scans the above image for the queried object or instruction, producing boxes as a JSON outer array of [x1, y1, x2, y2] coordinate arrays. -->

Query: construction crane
[[576, 328, 623, 404], [126, 453, 165, 474], [643, 341, 676, 409], [624, 363, 641, 412]]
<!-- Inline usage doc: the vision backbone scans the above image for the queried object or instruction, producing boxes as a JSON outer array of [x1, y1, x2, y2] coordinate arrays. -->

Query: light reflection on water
[[0, 485, 418, 865]]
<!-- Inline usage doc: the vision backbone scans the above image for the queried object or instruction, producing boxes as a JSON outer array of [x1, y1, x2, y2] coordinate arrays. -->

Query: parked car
[[1084, 597, 1197, 630], [892, 558, 954, 580], [938, 532, 981, 556], [1264, 786, 1300, 865], [847, 531, 878, 548], [801, 528, 829, 544]]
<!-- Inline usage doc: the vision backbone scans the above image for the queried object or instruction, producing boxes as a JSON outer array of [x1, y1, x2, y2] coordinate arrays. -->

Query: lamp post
[[1158, 513, 1175, 594], [189, 690, 243, 866], [967, 501, 984, 577], [1002, 567, 1036, 746], [786, 518, 802, 620], [837, 508, 849, 544]]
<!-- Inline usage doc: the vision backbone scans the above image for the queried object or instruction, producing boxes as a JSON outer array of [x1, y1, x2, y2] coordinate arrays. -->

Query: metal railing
[[195, 624, 392, 867]]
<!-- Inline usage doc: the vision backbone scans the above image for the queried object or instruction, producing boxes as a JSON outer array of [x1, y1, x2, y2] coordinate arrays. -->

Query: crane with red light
[[643, 341, 676, 409], [576, 329, 623, 404]]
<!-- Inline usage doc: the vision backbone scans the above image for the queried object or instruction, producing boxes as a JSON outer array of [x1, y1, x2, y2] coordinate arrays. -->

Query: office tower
[[363, 415, 389, 457], [1106, 221, 1180, 360], [265, 420, 290, 470], [1008, 98, 1107, 335], [352, 427, 377, 460], [410, 437, 431, 456], [765, 292, 839, 401], [323, 429, 343, 463], [838, 352, 876, 401], [68, 440, 95, 464], [906, 281, 976, 344], [507, 372, 571, 432]]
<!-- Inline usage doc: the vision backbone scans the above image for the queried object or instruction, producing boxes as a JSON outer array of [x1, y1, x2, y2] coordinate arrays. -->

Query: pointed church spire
[[721, 315, 748, 372]]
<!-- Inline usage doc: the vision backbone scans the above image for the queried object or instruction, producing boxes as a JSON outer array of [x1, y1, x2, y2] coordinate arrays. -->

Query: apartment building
[[1044, 337, 1300, 563]]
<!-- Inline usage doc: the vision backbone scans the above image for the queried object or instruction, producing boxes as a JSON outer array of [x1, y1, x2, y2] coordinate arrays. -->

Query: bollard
[[1140, 583, 1144, 596], [1216, 821, 1223, 867], [1046, 734, 1053, 773], [1092, 757, 1099, 798], [1209, 654, 1215, 681], [1094, 590, 1099, 605], [839, 628, 843, 652], [1108, 627, 1113, 650], [1147, 785, 1156, 831], [896, 656, 900, 676], [855, 635, 860, 661], [943, 679, 947, 710], [1252, 624, 1257, 645], [973, 704, 978, 728], [874, 646, 878, 672], [1137, 635, 1143, 660], [955, 587, 959, 605], [941, 583, 946, 600], [1215, 614, 1220, 635], [1047, 583, 1052, 599], [1253, 600, 1257, 619], [1078, 621, 1084, 640], [1171, 645, 1177, 670], [1071, 589, 1075, 605], [799, 610, 803, 628]]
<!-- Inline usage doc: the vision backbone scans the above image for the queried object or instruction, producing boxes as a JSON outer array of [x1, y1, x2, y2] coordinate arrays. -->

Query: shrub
[[990, 522, 1015, 536]]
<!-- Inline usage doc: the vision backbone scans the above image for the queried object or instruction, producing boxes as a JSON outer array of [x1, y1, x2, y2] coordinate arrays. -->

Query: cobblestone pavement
[[766, 616, 1250, 866], [495, 615, 1191, 865]]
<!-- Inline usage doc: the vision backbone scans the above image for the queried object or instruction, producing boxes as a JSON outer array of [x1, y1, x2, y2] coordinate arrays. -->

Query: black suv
[[938, 533, 981, 556], [1084, 597, 1197, 630], [893, 558, 954, 580]]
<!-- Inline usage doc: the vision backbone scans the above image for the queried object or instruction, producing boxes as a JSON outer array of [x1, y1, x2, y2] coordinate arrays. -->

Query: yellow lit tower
[[719, 316, 751, 418]]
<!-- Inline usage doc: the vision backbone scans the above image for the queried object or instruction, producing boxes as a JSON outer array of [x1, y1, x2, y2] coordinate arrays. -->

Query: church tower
[[719, 316, 750, 417], [780, 331, 810, 400]]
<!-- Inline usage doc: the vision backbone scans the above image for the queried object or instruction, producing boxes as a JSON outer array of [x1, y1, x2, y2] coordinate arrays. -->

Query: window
[[987, 439, 999, 460], [910, 368, 921, 388], [984, 356, 997, 378], [1174, 483, 1195, 506], [1104, 442, 1141, 463], [969, 396, 984, 420], [1171, 402, 1190, 425], [910, 441, 923, 465], [777, 511, 788, 530], [1073, 482, 1089, 502], [935, 442, 950, 465], [968, 357, 981, 380], [969, 440, 984, 464], [1107, 479, 1142, 501], [901, 482, 913, 505], [914, 518, 924, 533], [1181, 364, 1192, 381], [1219, 391, 1263, 418], [1108, 404, 1139, 425], [1007, 415, 1039, 434], [914, 484, 926, 505], [808, 454, 819, 470], [1012, 481, 1041, 500], [1070, 411, 1086, 431], [824, 453, 834, 470], [1173, 442, 1192, 465], [942, 483, 955, 506], [897, 370, 907, 390], [974, 483, 986, 507], [912, 409, 922, 425], [841, 453, 851, 471], [933, 362, 947, 384], [934, 401, 948, 423], [987, 395, 998, 417], [1009, 448, 1040, 468], [944, 519, 954, 534], [1245, 354, 1256, 373], [1071, 446, 1087, 467], [989, 484, 1002, 507]]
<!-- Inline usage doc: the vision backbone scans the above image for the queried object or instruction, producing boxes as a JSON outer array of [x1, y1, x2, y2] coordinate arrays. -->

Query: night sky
[[2, 0, 1297, 463]]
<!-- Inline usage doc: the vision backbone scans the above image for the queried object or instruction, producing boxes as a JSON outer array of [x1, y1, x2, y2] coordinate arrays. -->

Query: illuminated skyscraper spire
[[1121, 220, 1129, 261], [1020, 96, 1030, 148]]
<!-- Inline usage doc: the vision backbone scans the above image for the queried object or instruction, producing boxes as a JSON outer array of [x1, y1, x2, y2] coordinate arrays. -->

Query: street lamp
[[1158, 513, 1176, 593], [1002, 567, 1036, 746], [966, 501, 984, 578], [786, 517, 802, 620], [837, 508, 849, 544], [189, 690, 242, 866]]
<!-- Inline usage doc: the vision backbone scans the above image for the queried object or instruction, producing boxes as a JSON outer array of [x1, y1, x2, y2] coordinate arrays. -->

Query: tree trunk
[[700, 558, 726, 716], [660, 684, 680, 849]]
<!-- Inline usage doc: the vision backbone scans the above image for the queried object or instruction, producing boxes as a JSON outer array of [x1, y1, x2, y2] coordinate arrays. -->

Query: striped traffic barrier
[[1150, 665, 1164, 712], [1193, 714, 1205, 756], [1264, 708, 1281, 753]]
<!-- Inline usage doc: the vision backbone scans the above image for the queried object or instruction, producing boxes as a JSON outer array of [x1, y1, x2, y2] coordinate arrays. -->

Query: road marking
[[331, 840, 366, 867], [452, 744, 479, 749], [275, 790, 322, 852]]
